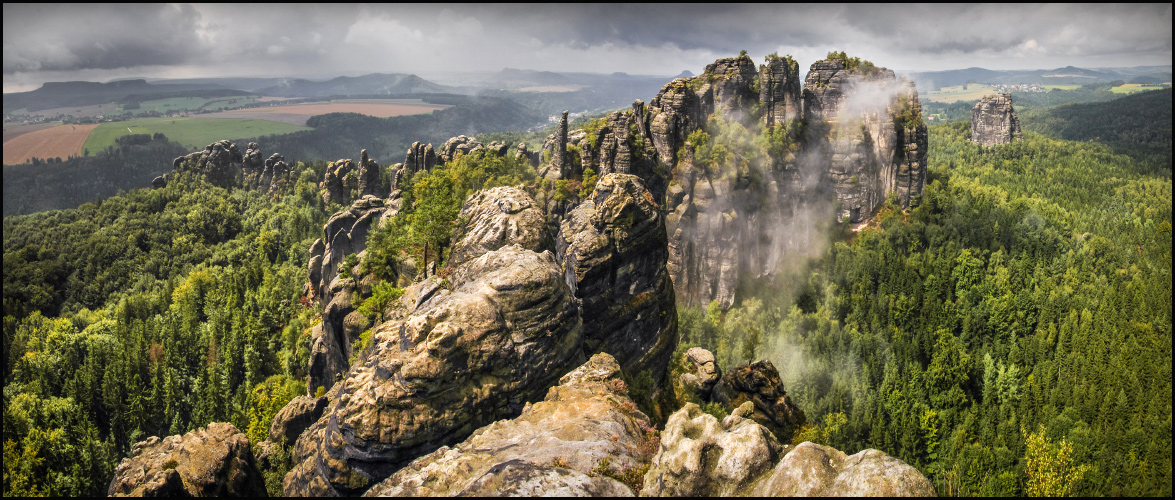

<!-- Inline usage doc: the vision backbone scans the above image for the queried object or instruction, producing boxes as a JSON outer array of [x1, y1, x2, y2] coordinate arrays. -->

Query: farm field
[[3, 122, 60, 142], [2, 123, 98, 164], [192, 98, 449, 126], [921, 84, 997, 103], [1111, 83, 1171, 94], [83, 116, 310, 153], [123, 95, 262, 115], [20, 102, 118, 118]]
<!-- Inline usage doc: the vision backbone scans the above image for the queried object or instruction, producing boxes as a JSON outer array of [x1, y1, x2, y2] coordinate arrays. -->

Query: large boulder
[[438, 135, 483, 164], [172, 140, 242, 188], [676, 346, 722, 403], [712, 360, 806, 443], [754, 442, 936, 496], [970, 93, 1023, 146], [364, 353, 655, 497], [557, 173, 677, 389], [640, 402, 784, 497], [284, 245, 584, 496], [358, 149, 383, 198], [107, 423, 267, 497], [447, 186, 550, 269]]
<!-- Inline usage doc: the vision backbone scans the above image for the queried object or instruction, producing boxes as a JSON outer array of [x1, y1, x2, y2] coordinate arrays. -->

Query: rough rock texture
[[242, 142, 264, 188], [553, 110, 569, 172], [108, 423, 267, 497], [320, 158, 358, 207], [641, 402, 784, 497], [263, 153, 289, 195], [358, 149, 383, 198], [172, 140, 242, 188], [712, 360, 806, 443], [404, 141, 437, 174], [438, 135, 483, 164], [970, 93, 1023, 146], [151, 175, 167, 189], [306, 195, 394, 395], [703, 54, 760, 118], [802, 58, 927, 221], [648, 78, 710, 167], [677, 346, 721, 402], [557, 173, 678, 388], [448, 186, 550, 269], [284, 244, 584, 496], [760, 55, 802, 129], [364, 353, 653, 497], [269, 396, 330, 446], [754, 442, 936, 496]]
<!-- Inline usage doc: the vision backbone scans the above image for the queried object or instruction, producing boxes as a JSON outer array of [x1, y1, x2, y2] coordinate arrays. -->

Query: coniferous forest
[[3, 86, 1171, 497]]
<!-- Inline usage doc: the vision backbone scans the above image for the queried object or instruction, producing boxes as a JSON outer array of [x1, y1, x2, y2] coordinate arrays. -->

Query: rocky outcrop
[[553, 110, 569, 173], [172, 140, 242, 188], [151, 175, 167, 189], [759, 54, 802, 129], [242, 142, 264, 188], [557, 173, 677, 389], [306, 195, 394, 395], [648, 78, 710, 167], [447, 186, 550, 269], [712, 360, 806, 443], [107, 423, 267, 497], [970, 93, 1022, 146], [285, 242, 584, 496], [320, 158, 358, 207], [641, 402, 785, 496], [703, 54, 760, 118], [404, 141, 437, 174], [358, 149, 383, 198], [754, 442, 936, 496], [438, 135, 483, 164], [262, 153, 289, 195], [677, 346, 721, 402], [269, 396, 329, 447], [363, 353, 655, 497]]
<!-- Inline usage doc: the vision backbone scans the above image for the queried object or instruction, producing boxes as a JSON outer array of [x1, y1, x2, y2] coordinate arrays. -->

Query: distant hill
[[674, 70, 695, 79], [253, 73, 456, 97], [1021, 88, 1172, 169], [3, 79, 228, 114], [905, 65, 1172, 91]]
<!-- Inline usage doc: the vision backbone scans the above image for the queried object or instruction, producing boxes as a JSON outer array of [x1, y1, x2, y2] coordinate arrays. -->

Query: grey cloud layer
[[3, 4, 1170, 86]]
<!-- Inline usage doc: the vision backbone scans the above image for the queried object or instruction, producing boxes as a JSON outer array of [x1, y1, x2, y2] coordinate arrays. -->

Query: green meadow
[[83, 116, 310, 154]]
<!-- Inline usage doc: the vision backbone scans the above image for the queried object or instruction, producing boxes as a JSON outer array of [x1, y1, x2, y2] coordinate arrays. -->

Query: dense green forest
[[677, 119, 1171, 496], [3, 84, 1171, 496]]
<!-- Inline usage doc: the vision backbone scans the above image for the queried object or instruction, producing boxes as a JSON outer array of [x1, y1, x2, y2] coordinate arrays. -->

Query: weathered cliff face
[[448, 186, 551, 269], [438, 135, 484, 164], [107, 423, 267, 497], [306, 195, 396, 395], [363, 353, 653, 497], [172, 140, 243, 188], [760, 55, 803, 129], [673, 347, 805, 443], [971, 93, 1023, 146], [285, 243, 585, 496], [643, 404, 935, 497], [557, 173, 678, 390], [802, 58, 927, 221]]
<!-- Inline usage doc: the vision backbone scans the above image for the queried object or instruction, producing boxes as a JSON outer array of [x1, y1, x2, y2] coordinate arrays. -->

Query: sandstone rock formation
[[172, 140, 242, 188], [712, 360, 806, 443], [760, 54, 802, 129], [553, 110, 569, 173], [677, 346, 721, 402], [285, 244, 584, 496], [320, 158, 358, 207], [447, 185, 551, 269], [364, 353, 654, 497], [262, 152, 289, 195], [641, 402, 784, 496], [754, 442, 936, 496], [358, 149, 383, 198], [438, 135, 483, 164], [971, 93, 1023, 146], [241, 142, 264, 188], [151, 175, 167, 189], [107, 422, 267, 497], [557, 173, 677, 389], [306, 195, 394, 395], [404, 141, 437, 175]]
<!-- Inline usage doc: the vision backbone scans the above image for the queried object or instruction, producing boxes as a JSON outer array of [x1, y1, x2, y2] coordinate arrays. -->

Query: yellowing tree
[[1023, 424, 1093, 497]]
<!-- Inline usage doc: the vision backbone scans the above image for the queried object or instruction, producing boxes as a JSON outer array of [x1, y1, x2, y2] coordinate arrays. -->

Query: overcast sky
[[4, 3, 1171, 93]]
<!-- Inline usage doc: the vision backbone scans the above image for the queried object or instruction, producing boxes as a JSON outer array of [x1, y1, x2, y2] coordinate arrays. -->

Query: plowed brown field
[[193, 100, 448, 126], [2, 124, 98, 165]]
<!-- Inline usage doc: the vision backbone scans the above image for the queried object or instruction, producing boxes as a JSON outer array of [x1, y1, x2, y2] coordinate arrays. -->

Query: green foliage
[[1023, 424, 1094, 496], [825, 51, 880, 77], [356, 282, 403, 320], [580, 167, 598, 198]]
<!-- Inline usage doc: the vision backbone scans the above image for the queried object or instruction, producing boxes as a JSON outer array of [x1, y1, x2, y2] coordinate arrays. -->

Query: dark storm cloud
[[3, 3, 206, 74]]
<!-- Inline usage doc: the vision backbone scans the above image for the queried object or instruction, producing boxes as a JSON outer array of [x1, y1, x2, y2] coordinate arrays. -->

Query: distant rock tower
[[971, 93, 1023, 146], [554, 110, 569, 172]]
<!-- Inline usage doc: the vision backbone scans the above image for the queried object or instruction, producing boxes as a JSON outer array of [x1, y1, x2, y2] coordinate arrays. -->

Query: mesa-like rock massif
[[113, 52, 935, 497], [970, 93, 1023, 146]]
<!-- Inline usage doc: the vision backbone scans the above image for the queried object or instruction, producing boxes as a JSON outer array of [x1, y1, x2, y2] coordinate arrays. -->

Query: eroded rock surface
[[557, 173, 677, 388], [448, 186, 550, 269], [971, 93, 1023, 146], [641, 402, 784, 497], [713, 360, 806, 443], [754, 442, 936, 496], [364, 353, 654, 497], [108, 422, 267, 497], [677, 346, 721, 402], [284, 245, 584, 496], [172, 140, 242, 188]]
